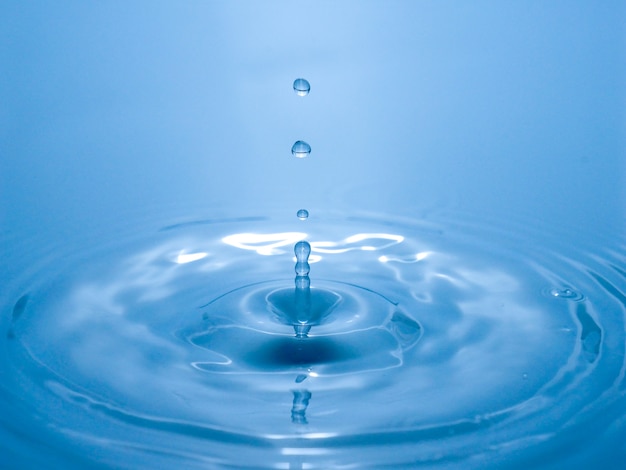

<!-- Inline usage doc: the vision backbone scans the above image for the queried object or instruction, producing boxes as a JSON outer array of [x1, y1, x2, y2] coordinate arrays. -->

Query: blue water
[[2, 2, 626, 469], [2, 210, 625, 469]]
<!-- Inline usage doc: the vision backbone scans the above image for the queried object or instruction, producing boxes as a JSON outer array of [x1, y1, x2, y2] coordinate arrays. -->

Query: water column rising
[[293, 241, 312, 338]]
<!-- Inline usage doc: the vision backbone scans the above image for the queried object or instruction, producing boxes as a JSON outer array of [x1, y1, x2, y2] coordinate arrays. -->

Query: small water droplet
[[522, 373, 528, 380], [291, 141, 311, 158], [295, 263, 310, 277], [293, 78, 310, 96], [297, 209, 309, 220], [295, 374, 308, 383], [294, 241, 311, 264]]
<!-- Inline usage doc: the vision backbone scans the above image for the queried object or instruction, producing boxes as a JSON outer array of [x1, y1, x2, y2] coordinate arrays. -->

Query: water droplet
[[295, 374, 308, 383], [297, 209, 309, 220], [291, 141, 311, 158], [295, 263, 310, 277], [294, 241, 311, 264], [293, 78, 310, 96]]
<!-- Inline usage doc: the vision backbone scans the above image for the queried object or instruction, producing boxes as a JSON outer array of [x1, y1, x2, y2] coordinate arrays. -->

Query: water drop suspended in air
[[293, 78, 310, 96], [297, 209, 309, 220], [294, 241, 311, 266], [291, 141, 311, 158]]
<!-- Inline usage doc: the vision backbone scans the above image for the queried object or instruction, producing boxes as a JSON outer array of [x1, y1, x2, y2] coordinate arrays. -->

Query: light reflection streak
[[292, 254, 322, 264], [379, 251, 432, 263], [280, 447, 331, 456], [175, 252, 208, 264], [222, 232, 307, 255], [65, 239, 219, 326], [223, 232, 404, 257], [312, 233, 404, 254]]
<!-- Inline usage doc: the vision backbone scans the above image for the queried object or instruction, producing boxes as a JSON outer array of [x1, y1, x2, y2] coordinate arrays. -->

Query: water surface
[[2, 209, 625, 468]]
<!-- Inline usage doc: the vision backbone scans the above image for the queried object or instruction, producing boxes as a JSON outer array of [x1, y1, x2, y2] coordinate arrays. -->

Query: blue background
[[2, 1, 624, 240]]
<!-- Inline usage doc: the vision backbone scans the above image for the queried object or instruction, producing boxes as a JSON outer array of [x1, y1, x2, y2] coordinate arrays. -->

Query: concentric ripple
[[1, 210, 625, 469]]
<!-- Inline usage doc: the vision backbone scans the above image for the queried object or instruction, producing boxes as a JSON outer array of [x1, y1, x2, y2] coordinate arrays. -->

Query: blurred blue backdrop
[[2, 1, 624, 241]]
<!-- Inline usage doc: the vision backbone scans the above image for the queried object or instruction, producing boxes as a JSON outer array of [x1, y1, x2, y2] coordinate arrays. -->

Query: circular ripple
[[547, 287, 585, 301], [182, 280, 421, 382], [1, 210, 625, 469]]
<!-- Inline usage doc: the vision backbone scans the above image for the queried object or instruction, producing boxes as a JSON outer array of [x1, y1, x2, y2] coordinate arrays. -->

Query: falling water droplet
[[297, 209, 309, 220], [294, 242, 310, 261], [293, 78, 310, 96], [291, 141, 311, 159]]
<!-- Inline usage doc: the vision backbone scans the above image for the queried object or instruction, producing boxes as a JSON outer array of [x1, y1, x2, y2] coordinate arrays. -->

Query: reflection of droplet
[[549, 287, 584, 301], [576, 303, 602, 363], [291, 141, 311, 158], [297, 209, 309, 220], [293, 78, 310, 96], [11, 294, 29, 323], [291, 390, 312, 424]]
